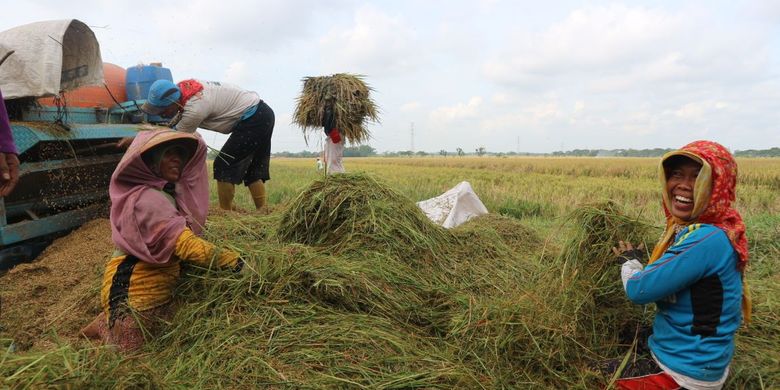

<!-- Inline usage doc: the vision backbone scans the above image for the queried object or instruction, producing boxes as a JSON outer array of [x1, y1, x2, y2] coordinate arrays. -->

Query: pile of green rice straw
[[293, 73, 379, 145], [2, 174, 776, 388]]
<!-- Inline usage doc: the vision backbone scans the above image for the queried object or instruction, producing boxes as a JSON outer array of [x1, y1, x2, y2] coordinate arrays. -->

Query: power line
[[410, 122, 415, 152]]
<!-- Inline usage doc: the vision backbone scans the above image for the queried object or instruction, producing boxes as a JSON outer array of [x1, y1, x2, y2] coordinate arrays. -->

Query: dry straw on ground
[[0, 174, 776, 388]]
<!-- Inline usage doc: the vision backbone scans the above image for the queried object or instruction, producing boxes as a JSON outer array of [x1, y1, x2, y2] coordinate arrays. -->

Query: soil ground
[[0, 219, 111, 351]]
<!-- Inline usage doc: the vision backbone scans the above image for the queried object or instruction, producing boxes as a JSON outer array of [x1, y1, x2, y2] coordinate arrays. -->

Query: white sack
[[0, 19, 103, 99], [417, 181, 488, 228]]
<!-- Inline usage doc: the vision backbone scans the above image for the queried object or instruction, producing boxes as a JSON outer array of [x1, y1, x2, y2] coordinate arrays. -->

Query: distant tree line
[[267, 145, 378, 159], [344, 145, 377, 157], [551, 148, 675, 157], [734, 147, 780, 157], [253, 146, 780, 159], [552, 147, 780, 157], [272, 150, 320, 158]]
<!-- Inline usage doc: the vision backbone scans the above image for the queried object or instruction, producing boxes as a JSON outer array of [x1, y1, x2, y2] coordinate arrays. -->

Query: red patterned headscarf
[[686, 142, 747, 264], [650, 140, 750, 322], [177, 79, 204, 106]]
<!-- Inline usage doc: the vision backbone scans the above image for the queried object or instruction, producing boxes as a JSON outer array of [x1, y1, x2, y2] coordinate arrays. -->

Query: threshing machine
[[0, 19, 172, 269]]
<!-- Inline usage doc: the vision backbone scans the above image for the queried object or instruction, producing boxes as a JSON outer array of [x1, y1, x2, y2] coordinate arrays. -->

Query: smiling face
[[158, 146, 185, 182], [665, 156, 703, 221]]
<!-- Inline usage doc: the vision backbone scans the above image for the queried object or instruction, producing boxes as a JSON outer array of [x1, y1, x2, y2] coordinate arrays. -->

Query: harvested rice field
[[1, 157, 778, 388]]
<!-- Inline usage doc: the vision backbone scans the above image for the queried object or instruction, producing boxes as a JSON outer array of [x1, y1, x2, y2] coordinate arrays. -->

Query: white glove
[[621, 259, 644, 290]]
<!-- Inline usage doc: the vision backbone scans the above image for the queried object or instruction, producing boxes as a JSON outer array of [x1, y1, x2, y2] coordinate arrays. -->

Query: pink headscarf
[[109, 130, 209, 264]]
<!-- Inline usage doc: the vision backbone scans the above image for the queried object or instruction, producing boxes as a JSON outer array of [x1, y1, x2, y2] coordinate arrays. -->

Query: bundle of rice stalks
[[556, 201, 654, 273], [156, 294, 467, 388], [2, 279, 474, 388], [444, 215, 543, 296], [298, 252, 456, 334], [446, 202, 656, 387], [206, 210, 280, 244], [206, 199, 456, 333], [0, 345, 162, 388], [729, 274, 780, 388], [553, 201, 656, 352], [278, 173, 452, 264], [725, 216, 780, 387], [452, 214, 544, 254], [293, 73, 379, 144], [447, 288, 600, 388]]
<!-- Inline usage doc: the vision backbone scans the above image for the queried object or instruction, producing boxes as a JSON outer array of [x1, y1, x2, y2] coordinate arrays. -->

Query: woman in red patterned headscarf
[[609, 140, 749, 390]]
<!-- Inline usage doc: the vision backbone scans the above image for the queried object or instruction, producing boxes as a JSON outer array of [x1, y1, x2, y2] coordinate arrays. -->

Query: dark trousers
[[214, 100, 274, 185]]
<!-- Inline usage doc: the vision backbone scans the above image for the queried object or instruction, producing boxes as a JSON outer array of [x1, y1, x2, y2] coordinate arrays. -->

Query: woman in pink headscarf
[[82, 130, 243, 353]]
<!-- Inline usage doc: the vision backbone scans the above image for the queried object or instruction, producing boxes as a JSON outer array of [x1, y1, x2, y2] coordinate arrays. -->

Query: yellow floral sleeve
[[175, 228, 241, 270]]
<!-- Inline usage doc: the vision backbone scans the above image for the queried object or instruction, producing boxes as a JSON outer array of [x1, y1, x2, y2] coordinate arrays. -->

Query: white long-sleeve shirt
[[175, 80, 260, 134]]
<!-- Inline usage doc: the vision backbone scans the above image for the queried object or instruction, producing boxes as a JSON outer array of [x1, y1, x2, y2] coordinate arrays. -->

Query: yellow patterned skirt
[[100, 253, 181, 326]]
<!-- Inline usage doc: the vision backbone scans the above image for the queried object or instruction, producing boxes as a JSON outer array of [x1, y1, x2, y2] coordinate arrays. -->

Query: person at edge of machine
[[0, 50, 20, 197]]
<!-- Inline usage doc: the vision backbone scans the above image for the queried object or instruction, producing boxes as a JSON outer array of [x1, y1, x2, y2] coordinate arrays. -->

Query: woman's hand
[[611, 240, 645, 263], [116, 137, 134, 149], [614, 241, 646, 289], [0, 152, 19, 197]]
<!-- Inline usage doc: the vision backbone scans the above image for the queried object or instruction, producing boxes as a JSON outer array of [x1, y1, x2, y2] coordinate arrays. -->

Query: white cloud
[[584, 52, 691, 93], [429, 96, 483, 124], [0, 1, 777, 153], [484, 4, 682, 85], [318, 6, 418, 76], [573, 101, 585, 114], [491, 93, 512, 105], [468, 3, 779, 151], [746, 1, 780, 23], [152, 0, 334, 52], [673, 101, 731, 121], [621, 111, 658, 136], [526, 101, 560, 121], [477, 100, 565, 139], [223, 61, 251, 85], [483, 4, 772, 93], [400, 101, 421, 112]]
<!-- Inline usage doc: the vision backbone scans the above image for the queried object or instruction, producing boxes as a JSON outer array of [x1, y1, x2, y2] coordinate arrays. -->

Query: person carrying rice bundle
[[140, 79, 274, 212], [322, 96, 345, 174], [292, 73, 379, 175], [81, 130, 243, 353], [607, 140, 749, 389]]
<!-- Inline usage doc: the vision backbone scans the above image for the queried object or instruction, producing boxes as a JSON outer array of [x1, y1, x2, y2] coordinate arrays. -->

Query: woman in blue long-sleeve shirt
[[610, 140, 749, 390]]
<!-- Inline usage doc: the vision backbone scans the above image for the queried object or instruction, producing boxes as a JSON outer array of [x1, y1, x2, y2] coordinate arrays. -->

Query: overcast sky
[[2, 0, 779, 153]]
